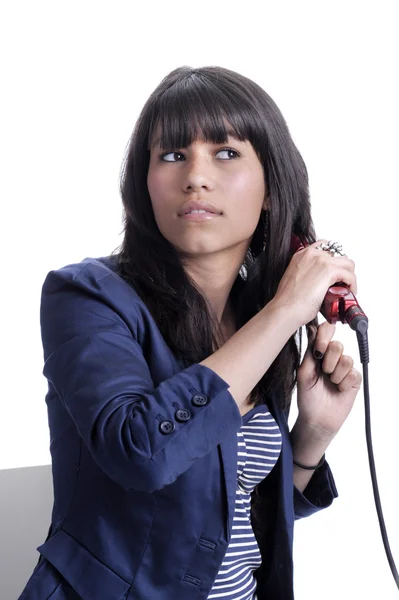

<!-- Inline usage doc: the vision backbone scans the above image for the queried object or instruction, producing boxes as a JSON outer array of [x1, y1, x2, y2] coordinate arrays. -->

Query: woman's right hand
[[271, 239, 357, 328]]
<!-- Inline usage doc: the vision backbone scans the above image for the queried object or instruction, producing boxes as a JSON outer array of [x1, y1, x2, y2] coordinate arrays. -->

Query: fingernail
[[314, 350, 324, 359]]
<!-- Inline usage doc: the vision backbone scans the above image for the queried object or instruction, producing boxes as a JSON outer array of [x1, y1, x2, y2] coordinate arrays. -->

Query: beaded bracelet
[[293, 453, 326, 470]]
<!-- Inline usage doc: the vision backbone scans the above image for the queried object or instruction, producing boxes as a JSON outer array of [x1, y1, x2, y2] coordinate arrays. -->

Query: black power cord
[[352, 314, 399, 590]]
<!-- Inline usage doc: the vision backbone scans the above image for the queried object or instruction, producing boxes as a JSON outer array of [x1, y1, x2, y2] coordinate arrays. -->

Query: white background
[[1, 1, 398, 598]]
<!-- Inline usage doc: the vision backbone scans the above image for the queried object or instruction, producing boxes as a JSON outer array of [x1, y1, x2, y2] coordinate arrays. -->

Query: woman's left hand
[[296, 322, 363, 440]]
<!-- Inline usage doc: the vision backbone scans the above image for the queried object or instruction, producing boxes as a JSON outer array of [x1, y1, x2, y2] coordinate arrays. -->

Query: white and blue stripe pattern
[[207, 404, 282, 600]]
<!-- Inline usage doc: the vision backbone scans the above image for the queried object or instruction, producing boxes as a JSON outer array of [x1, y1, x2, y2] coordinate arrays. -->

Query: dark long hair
[[111, 65, 322, 547]]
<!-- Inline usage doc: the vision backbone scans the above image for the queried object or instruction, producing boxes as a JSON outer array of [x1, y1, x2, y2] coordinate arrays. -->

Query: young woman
[[19, 65, 361, 600]]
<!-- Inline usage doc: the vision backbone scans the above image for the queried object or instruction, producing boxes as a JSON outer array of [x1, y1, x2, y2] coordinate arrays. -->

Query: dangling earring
[[239, 263, 248, 280]]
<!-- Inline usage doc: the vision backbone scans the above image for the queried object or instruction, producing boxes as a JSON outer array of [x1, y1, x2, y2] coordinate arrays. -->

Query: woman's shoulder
[[40, 253, 150, 330], [39, 255, 181, 373], [42, 254, 122, 284], [42, 253, 141, 295]]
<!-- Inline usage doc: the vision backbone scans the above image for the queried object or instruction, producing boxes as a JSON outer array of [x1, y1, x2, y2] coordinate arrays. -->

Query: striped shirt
[[207, 404, 282, 600]]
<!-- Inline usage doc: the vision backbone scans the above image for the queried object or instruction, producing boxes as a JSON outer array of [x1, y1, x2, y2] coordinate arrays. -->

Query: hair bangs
[[149, 73, 260, 154]]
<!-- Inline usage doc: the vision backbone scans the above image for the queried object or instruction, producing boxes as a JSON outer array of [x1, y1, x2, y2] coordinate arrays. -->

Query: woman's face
[[147, 122, 267, 259]]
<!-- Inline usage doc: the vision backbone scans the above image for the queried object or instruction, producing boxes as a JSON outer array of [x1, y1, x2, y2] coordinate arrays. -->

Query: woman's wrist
[[290, 418, 334, 492], [290, 418, 334, 461]]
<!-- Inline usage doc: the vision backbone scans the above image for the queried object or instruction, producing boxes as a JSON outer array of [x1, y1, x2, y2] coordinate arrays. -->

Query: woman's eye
[[160, 148, 239, 162], [216, 148, 239, 160], [161, 152, 183, 162]]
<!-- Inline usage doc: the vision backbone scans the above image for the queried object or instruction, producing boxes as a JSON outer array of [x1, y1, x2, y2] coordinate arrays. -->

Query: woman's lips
[[179, 211, 222, 221]]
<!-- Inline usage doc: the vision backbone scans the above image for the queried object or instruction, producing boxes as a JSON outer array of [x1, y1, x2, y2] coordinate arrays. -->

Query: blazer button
[[191, 394, 209, 407], [175, 409, 191, 422], [159, 420, 175, 434]]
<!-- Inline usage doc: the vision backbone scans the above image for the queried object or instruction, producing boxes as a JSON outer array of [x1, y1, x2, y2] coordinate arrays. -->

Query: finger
[[311, 237, 358, 296], [320, 340, 344, 374], [329, 354, 355, 385], [313, 322, 336, 359], [336, 368, 363, 393]]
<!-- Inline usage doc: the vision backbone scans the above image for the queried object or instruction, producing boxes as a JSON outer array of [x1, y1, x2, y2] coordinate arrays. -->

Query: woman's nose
[[182, 156, 215, 192]]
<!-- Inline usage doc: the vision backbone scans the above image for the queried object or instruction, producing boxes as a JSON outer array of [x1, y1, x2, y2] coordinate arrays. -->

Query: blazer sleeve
[[293, 459, 339, 519], [40, 264, 242, 493]]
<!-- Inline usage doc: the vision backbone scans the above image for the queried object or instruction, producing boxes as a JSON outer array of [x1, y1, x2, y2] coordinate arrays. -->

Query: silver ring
[[315, 240, 346, 257]]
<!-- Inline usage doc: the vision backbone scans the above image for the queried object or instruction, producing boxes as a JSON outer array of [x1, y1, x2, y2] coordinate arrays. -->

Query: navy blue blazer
[[19, 255, 338, 600]]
